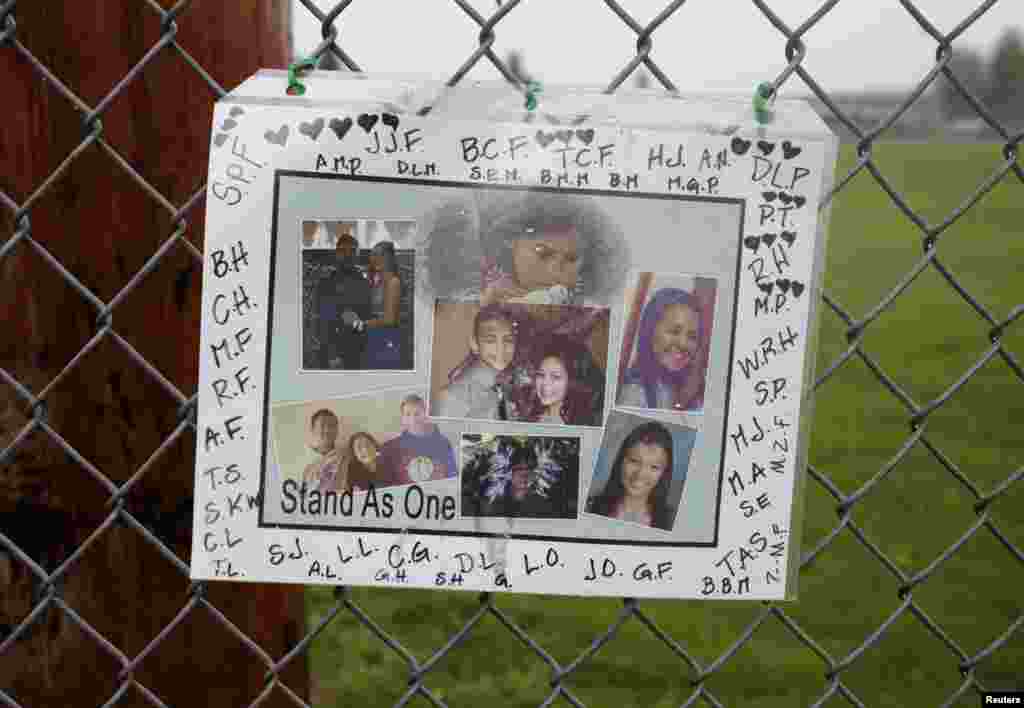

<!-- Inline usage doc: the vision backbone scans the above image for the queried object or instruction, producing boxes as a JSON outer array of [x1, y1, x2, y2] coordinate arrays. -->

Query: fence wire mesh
[[1, 0, 1022, 706]]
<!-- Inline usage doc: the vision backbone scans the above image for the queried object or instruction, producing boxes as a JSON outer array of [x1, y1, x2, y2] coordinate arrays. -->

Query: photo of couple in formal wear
[[301, 219, 416, 372], [285, 393, 457, 495]]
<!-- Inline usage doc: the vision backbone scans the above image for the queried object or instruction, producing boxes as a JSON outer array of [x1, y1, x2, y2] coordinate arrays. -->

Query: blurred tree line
[[939, 28, 1024, 121]]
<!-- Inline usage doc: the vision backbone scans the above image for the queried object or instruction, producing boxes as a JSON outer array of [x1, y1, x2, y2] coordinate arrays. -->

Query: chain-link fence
[[2, 0, 1022, 706]]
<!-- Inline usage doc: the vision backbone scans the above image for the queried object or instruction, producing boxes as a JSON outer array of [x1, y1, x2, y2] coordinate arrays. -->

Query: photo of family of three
[[297, 394, 457, 494]]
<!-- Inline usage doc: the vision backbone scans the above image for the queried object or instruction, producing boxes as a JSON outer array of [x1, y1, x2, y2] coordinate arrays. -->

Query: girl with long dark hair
[[617, 288, 704, 412], [586, 421, 677, 531], [364, 240, 402, 369], [515, 335, 602, 426]]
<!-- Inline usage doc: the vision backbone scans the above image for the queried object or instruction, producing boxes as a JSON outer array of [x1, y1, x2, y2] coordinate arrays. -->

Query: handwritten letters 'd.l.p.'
[[192, 71, 838, 600]]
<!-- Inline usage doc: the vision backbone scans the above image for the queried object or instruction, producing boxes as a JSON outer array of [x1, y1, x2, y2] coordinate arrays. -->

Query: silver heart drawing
[[264, 125, 289, 146], [213, 133, 229, 148], [299, 117, 325, 141], [221, 118, 237, 131], [229, 106, 245, 118]]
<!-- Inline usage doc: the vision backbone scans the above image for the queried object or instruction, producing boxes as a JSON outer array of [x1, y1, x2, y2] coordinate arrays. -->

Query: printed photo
[[584, 410, 698, 533], [301, 219, 416, 371], [616, 273, 718, 414], [415, 189, 631, 307], [430, 300, 610, 427], [459, 434, 580, 520], [270, 391, 457, 494]]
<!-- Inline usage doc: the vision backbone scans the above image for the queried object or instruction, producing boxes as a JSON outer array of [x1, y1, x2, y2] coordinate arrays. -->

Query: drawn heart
[[778, 192, 793, 205], [757, 140, 775, 156], [213, 133, 229, 148], [761, 232, 777, 247], [794, 195, 807, 208], [791, 281, 805, 298], [576, 129, 595, 145], [762, 191, 777, 203], [776, 278, 791, 294], [743, 235, 760, 253], [299, 117, 325, 141], [264, 125, 289, 146], [357, 113, 378, 133], [780, 230, 797, 246], [731, 137, 752, 156], [781, 140, 802, 160], [229, 106, 245, 118], [758, 281, 774, 295], [221, 118, 237, 131], [535, 130, 554, 148], [381, 112, 399, 130], [329, 117, 353, 141], [555, 129, 573, 145]]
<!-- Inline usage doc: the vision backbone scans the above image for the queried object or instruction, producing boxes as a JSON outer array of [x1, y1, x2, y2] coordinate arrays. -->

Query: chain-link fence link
[[2, 0, 1022, 706]]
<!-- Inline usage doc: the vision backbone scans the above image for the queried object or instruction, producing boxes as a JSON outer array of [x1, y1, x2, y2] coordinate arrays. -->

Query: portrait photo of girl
[[616, 273, 718, 414], [585, 411, 698, 533]]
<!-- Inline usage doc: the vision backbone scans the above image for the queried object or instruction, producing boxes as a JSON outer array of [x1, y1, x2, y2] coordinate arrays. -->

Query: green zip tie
[[287, 56, 316, 96], [524, 81, 542, 111], [754, 81, 775, 124]]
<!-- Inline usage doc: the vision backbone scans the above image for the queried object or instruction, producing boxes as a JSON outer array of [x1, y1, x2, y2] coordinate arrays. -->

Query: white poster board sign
[[191, 70, 838, 600]]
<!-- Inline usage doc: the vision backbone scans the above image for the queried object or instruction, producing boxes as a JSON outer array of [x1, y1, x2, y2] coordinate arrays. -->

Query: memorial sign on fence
[[191, 70, 838, 599]]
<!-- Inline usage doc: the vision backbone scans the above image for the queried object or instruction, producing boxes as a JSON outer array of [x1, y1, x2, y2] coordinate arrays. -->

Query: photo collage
[[267, 186, 730, 540]]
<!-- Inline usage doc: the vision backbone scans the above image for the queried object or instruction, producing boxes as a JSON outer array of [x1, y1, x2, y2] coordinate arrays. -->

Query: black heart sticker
[[229, 106, 245, 118], [535, 130, 554, 148], [781, 140, 802, 159], [299, 117, 325, 141], [758, 281, 774, 295], [221, 118, 237, 132], [329, 117, 353, 141], [731, 137, 752, 156], [213, 133, 229, 148], [794, 195, 807, 208], [757, 140, 775, 156], [780, 230, 796, 246], [575, 129, 595, 145], [778, 192, 793, 205], [776, 278, 791, 294], [761, 233, 777, 247], [743, 235, 760, 253], [762, 191, 777, 203], [264, 125, 289, 146], [357, 113, 378, 133], [555, 129, 573, 145], [381, 112, 399, 130], [791, 281, 805, 298]]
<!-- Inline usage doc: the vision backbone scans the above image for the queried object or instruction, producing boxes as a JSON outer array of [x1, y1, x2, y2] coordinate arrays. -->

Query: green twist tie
[[287, 56, 316, 96], [524, 81, 542, 111], [754, 82, 775, 124]]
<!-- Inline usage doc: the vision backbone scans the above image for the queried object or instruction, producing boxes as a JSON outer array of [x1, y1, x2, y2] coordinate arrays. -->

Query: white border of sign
[[191, 73, 838, 600]]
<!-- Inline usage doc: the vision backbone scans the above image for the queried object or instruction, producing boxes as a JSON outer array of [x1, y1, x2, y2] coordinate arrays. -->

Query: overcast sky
[[292, 0, 1022, 95]]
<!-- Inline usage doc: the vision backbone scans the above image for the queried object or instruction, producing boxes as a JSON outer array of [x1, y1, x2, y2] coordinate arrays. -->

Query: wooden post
[[0, 2, 309, 706]]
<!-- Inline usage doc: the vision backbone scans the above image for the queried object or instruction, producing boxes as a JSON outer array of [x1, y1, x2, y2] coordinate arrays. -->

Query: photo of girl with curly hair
[[417, 189, 630, 307]]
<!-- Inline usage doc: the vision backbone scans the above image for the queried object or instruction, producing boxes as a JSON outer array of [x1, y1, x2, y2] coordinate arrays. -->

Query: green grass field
[[304, 143, 1024, 708]]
